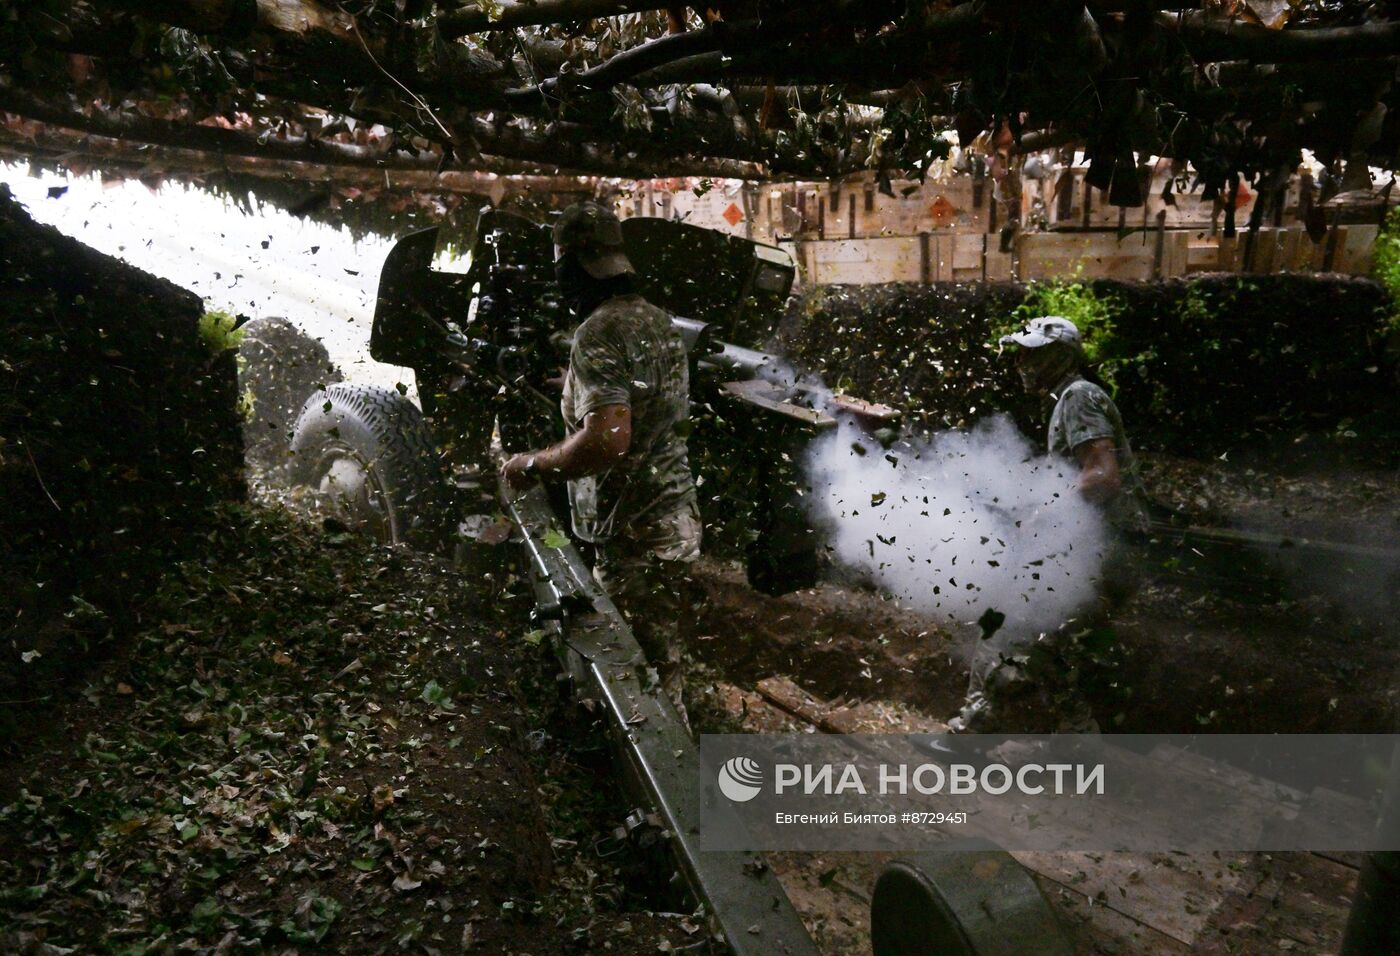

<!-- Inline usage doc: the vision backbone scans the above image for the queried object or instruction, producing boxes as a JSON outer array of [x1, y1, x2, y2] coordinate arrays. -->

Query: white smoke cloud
[[805, 415, 1110, 644]]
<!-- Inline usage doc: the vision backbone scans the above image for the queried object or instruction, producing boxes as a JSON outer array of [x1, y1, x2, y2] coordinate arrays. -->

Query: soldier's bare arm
[[501, 404, 632, 489], [1073, 437, 1122, 503]]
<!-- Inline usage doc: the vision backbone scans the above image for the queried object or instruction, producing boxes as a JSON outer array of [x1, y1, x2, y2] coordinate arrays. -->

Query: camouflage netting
[[779, 275, 1400, 464], [0, 185, 244, 701]]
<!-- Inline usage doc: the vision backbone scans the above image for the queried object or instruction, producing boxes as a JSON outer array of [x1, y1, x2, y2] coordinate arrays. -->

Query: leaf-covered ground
[[0, 505, 697, 955]]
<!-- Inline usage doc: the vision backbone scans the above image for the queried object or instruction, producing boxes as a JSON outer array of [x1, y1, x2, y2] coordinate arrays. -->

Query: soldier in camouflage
[[501, 201, 701, 721], [950, 316, 1148, 734]]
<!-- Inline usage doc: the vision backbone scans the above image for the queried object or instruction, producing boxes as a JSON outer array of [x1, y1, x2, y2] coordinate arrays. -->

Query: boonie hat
[[552, 201, 635, 279], [998, 315, 1081, 349]]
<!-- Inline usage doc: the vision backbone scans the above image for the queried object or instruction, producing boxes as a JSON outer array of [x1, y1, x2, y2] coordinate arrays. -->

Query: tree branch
[[438, 0, 668, 39], [0, 122, 597, 193], [0, 85, 434, 171], [1159, 11, 1400, 63]]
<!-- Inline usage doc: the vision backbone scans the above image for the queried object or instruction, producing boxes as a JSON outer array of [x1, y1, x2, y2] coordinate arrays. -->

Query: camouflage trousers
[[952, 537, 1143, 735], [955, 626, 1101, 734], [592, 504, 702, 725]]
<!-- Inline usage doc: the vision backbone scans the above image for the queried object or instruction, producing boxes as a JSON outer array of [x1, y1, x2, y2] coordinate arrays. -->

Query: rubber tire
[[289, 383, 452, 547]]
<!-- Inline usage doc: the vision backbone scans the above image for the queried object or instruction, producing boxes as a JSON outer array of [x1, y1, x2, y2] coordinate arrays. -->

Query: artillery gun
[[280, 206, 1073, 955], [288, 206, 897, 591]]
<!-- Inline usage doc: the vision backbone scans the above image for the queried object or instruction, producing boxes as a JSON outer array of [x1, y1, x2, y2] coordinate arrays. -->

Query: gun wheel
[[288, 384, 453, 547]]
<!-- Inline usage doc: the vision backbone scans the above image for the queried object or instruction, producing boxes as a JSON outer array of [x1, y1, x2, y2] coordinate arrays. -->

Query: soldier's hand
[[500, 453, 537, 491]]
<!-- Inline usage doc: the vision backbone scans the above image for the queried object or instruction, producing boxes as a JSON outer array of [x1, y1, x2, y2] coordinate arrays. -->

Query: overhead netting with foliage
[[2, 0, 1400, 201]]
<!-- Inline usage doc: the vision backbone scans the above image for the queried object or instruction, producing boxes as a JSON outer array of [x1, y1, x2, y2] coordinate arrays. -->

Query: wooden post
[[1081, 180, 1092, 228], [1243, 177, 1268, 272], [1056, 168, 1075, 223], [1152, 208, 1168, 278], [848, 192, 856, 239], [1323, 208, 1344, 271], [1223, 172, 1239, 239], [1298, 170, 1314, 227], [919, 231, 931, 285], [981, 232, 988, 281]]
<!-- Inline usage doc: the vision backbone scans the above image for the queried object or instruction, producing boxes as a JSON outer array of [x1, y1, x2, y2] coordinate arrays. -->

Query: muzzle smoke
[[805, 416, 1110, 643]]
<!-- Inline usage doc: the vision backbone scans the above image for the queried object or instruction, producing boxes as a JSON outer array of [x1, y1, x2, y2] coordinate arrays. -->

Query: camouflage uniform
[[1047, 374, 1149, 536], [956, 374, 1146, 734], [561, 292, 702, 717]]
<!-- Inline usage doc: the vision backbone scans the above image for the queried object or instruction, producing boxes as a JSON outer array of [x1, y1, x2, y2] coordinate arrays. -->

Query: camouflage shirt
[[560, 293, 699, 546], [1047, 375, 1149, 532]]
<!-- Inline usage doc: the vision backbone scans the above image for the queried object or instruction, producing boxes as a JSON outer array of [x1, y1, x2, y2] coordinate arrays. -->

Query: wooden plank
[[1013, 850, 1255, 945], [1165, 231, 1190, 277], [721, 380, 836, 429], [711, 680, 805, 733], [1277, 229, 1303, 273], [1018, 232, 1155, 280], [1294, 232, 1323, 272], [1337, 223, 1378, 273], [1254, 228, 1281, 273], [984, 248, 1013, 280], [756, 676, 865, 733], [951, 232, 982, 271], [1309, 229, 1329, 270], [1194, 854, 1289, 955], [1034, 875, 1190, 956], [931, 234, 954, 282], [1286, 787, 1374, 863], [1217, 235, 1239, 271], [1261, 852, 1357, 951], [1147, 744, 1306, 808], [1187, 239, 1219, 271]]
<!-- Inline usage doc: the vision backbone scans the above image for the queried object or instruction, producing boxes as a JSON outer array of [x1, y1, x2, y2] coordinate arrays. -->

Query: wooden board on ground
[[1262, 852, 1358, 951], [1036, 876, 1191, 956], [755, 676, 946, 734], [1014, 850, 1260, 946]]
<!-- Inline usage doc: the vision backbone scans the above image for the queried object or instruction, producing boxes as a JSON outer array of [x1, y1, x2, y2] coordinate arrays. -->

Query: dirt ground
[[0, 505, 701, 955], [689, 450, 1400, 737], [5, 448, 1394, 955], [681, 451, 1398, 955]]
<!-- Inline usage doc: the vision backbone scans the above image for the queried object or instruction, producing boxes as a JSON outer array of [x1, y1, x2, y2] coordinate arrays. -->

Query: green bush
[[198, 309, 244, 354], [1373, 206, 1400, 337], [1005, 273, 1125, 389]]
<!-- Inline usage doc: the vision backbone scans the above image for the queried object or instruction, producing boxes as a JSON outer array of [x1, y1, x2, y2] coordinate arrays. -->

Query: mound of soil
[[0, 185, 243, 719]]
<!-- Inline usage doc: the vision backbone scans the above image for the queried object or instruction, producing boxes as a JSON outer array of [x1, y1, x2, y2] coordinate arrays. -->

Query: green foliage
[[1001, 273, 1125, 387], [1373, 206, 1400, 337], [1176, 281, 1212, 326], [198, 309, 244, 355], [866, 98, 954, 178]]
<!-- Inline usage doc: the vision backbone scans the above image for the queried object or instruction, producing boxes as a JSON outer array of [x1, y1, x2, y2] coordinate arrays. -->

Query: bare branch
[[0, 122, 596, 194], [438, 0, 668, 39], [1159, 11, 1400, 62]]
